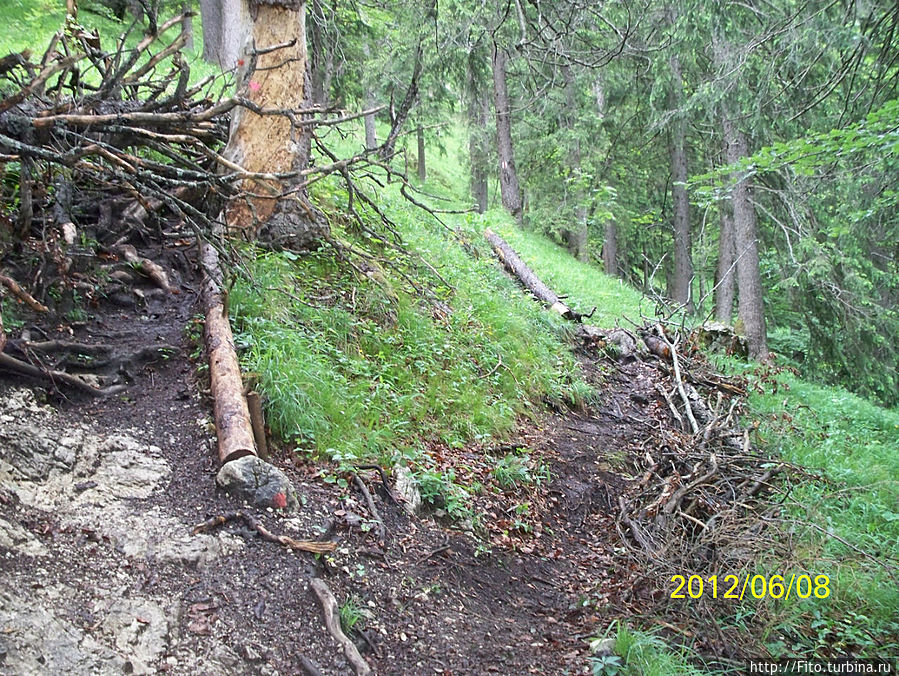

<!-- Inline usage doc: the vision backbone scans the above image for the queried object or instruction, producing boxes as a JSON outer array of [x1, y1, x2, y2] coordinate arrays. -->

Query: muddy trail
[[0, 246, 753, 675]]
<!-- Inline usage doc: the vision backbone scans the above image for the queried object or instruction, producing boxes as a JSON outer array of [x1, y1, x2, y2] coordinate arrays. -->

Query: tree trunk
[[602, 221, 618, 276], [562, 65, 588, 262], [485, 229, 577, 320], [181, 2, 193, 50], [715, 206, 736, 323], [721, 115, 768, 358], [221, 1, 322, 242], [416, 125, 426, 182], [492, 44, 522, 221], [363, 91, 378, 150], [198, 0, 251, 69], [668, 51, 693, 312], [467, 59, 490, 213], [380, 39, 424, 161], [308, 0, 327, 105]]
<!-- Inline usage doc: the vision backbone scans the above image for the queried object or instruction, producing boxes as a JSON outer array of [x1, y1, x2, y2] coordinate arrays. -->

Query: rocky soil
[[0, 264, 697, 675]]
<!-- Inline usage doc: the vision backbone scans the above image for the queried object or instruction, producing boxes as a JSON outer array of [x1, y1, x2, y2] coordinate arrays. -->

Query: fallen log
[[484, 228, 594, 321], [200, 238, 256, 464]]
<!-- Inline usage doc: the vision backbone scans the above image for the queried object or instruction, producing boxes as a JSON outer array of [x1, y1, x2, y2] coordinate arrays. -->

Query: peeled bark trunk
[[416, 125, 426, 182], [602, 222, 618, 276], [721, 115, 768, 358], [492, 44, 522, 221], [485, 229, 576, 319], [668, 51, 693, 312], [715, 206, 736, 323], [221, 1, 320, 241], [201, 239, 256, 465]]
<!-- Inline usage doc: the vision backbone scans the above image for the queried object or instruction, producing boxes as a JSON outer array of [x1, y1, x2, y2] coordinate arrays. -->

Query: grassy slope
[[228, 120, 638, 515], [739, 366, 899, 657]]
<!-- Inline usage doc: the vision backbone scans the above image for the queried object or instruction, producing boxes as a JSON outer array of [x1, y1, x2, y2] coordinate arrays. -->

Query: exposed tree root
[[310, 578, 372, 676], [0, 351, 127, 397], [0, 274, 49, 313]]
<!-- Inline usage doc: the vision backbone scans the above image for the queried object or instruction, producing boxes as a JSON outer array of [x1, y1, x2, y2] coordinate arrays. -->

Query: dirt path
[[0, 262, 684, 674]]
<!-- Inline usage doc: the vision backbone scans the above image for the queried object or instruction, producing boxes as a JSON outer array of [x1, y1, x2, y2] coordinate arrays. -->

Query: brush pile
[[610, 324, 789, 575]]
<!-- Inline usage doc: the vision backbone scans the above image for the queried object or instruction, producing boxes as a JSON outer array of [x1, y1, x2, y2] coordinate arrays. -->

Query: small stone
[[215, 456, 299, 512]]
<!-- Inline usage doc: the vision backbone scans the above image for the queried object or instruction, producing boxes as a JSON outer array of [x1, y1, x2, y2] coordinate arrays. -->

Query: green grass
[[228, 119, 604, 490], [589, 623, 708, 676], [483, 217, 647, 329], [0, 1, 220, 87], [719, 360, 899, 657]]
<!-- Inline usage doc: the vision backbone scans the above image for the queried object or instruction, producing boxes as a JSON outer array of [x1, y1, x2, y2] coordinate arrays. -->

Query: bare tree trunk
[[668, 51, 693, 312], [715, 206, 736, 323], [361, 42, 378, 150], [721, 115, 768, 358], [562, 65, 588, 261], [467, 56, 490, 213], [308, 0, 327, 105], [363, 92, 378, 150], [492, 44, 522, 221], [416, 125, 426, 182], [181, 2, 193, 50], [198, 0, 251, 69], [602, 222, 618, 276]]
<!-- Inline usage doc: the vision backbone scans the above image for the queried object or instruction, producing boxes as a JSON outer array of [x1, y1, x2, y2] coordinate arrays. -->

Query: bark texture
[[201, 240, 256, 465], [485, 229, 575, 319], [416, 125, 426, 182], [198, 0, 251, 69], [221, 1, 326, 247], [668, 51, 693, 312], [721, 116, 768, 358], [467, 67, 490, 213], [602, 222, 618, 276], [715, 206, 736, 323], [492, 44, 522, 221]]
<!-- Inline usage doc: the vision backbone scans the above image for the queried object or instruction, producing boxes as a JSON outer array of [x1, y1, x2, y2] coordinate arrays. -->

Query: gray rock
[[393, 465, 421, 515], [216, 456, 299, 511]]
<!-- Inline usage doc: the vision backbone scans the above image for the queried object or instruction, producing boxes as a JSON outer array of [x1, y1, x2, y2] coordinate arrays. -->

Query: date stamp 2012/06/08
[[670, 574, 830, 600]]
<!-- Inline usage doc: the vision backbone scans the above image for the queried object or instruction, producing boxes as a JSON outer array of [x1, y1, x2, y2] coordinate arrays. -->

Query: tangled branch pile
[[612, 324, 791, 575]]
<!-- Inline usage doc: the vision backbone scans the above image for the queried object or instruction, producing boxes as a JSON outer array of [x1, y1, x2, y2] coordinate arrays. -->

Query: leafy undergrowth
[[715, 360, 899, 659]]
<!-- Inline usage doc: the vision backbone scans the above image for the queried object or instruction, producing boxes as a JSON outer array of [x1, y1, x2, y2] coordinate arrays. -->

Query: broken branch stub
[[200, 239, 256, 464]]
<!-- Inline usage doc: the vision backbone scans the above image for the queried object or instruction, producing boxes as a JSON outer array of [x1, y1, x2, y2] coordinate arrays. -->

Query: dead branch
[[309, 578, 373, 676], [0, 274, 49, 313], [192, 511, 337, 553]]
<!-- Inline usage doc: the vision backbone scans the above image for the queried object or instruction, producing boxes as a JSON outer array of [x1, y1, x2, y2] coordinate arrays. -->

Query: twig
[[353, 474, 386, 544]]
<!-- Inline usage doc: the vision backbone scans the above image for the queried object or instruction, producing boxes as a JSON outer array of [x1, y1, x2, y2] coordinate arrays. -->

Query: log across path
[[484, 228, 594, 322]]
